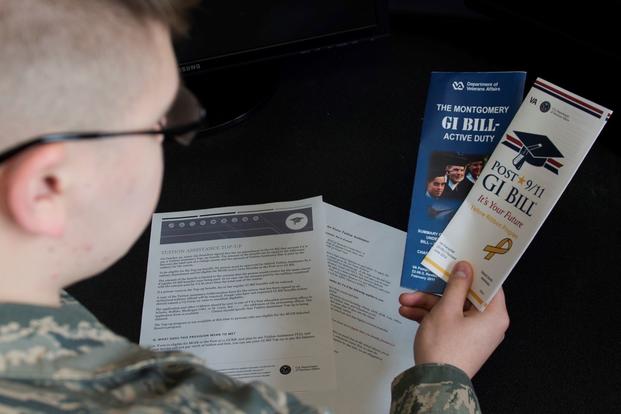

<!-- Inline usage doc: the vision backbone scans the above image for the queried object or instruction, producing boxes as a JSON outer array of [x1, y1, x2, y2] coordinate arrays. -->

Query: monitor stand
[[183, 62, 280, 137]]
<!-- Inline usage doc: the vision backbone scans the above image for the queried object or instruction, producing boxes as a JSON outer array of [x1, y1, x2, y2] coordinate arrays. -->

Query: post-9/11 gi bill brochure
[[423, 78, 612, 310], [401, 72, 526, 293]]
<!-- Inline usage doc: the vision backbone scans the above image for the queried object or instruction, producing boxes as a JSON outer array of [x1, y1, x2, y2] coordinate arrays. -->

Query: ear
[[3, 143, 67, 237]]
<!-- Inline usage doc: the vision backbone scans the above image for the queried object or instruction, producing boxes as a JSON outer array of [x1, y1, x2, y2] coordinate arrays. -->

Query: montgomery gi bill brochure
[[400, 72, 526, 293]]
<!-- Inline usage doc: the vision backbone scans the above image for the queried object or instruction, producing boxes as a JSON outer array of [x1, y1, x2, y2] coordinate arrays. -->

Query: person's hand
[[398, 261, 509, 378]]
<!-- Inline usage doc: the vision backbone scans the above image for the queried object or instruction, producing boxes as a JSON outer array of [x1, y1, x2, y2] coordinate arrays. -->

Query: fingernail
[[453, 270, 467, 279], [452, 262, 470, 279]]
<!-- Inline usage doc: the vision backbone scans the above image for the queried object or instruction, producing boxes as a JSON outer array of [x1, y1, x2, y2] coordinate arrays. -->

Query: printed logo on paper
[[279, 365, 292, 375], [539, 101, 551, 113], [285, 213, 309, 231], [501, 131, 564, 174], [483, 238, 513, 260]]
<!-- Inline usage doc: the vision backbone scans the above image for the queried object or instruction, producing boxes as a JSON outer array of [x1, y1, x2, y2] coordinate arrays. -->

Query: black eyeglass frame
[[0, 87, 206, 164]]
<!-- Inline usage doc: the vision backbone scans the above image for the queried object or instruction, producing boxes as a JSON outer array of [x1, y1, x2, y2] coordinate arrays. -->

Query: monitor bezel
[[177, 0, 390, 75]]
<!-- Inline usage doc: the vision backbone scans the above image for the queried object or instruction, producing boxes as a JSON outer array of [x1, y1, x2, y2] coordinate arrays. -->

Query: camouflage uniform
[[391, 364, 481, 413], [0, 292, 480, 413]]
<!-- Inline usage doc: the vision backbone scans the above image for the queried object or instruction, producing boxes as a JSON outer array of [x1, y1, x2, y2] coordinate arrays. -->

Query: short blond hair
[[108, 0, 199, 36], [0, 0, 197, 149]]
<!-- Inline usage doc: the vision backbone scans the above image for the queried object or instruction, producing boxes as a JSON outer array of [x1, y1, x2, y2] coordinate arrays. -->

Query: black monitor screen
[[176, 1, 386, 73]]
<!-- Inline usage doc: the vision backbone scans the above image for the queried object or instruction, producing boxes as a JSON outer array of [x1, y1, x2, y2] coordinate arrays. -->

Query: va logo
[[279, 365, 292, 375], [452, 81, 464, 90], [540, 101, 551, 112], [501, 131, 564, 174]]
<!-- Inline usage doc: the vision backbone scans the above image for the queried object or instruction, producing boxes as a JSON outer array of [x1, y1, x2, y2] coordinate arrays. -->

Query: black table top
[[69, 12, 620, 413]]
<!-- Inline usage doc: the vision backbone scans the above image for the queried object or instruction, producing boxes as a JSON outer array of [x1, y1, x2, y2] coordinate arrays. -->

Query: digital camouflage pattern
[[0, 292, 323, 413], [391, 364, 481, 414], [0, 292, 480, 413]]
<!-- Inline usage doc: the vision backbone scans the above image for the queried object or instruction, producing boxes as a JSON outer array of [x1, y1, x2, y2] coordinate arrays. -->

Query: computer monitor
[[174, 1, 389, 133], [175, 0, 389, 74]]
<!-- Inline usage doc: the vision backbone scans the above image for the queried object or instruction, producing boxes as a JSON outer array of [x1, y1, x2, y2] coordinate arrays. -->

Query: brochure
[[401, 72, 526, 293], [423, 78, 612, 310]]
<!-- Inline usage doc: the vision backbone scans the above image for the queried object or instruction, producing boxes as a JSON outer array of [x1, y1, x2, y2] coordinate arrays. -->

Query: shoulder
[[0, 353, 323, 413]]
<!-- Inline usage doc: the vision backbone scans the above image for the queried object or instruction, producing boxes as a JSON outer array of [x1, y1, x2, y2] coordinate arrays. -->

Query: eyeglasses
[[0, 85, 206, 164]]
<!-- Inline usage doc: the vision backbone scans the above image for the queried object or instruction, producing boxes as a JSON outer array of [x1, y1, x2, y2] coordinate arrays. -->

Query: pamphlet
[[139, 196, 336, 392], [401, 71, 526, 293], [423, 78, 612, 310]]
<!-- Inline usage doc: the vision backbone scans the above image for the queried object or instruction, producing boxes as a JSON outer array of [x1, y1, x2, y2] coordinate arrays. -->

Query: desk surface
[[69, 13, 620, 413]]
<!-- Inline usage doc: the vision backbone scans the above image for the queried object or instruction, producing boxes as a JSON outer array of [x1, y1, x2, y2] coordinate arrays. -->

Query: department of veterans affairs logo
[[501, 131, 564, 174], [279, 365, 292, 375], [452, 81, 465, 91], [540, 101, 551, 112]]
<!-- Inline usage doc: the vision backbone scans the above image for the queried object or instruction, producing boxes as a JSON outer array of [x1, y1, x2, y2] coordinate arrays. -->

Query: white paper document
[[140, 196, 336, 392], [140, 198, 418, 411], [299, 204, 419, 413]]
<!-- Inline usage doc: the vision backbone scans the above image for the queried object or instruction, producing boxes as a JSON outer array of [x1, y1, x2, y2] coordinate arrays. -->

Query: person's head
[[467, 160, 484, 180], [0, 0, 197, 305], [426, 175, 446, 198], [445, 164, 465, 184]]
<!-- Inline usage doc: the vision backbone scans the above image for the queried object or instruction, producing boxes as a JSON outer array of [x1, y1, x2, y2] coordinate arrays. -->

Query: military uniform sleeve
[[390, 363, 481, 414], [0, 293, 327, 413]]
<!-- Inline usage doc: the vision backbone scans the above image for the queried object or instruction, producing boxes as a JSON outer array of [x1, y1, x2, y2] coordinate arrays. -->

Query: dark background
[[69, 2, 620, 413]]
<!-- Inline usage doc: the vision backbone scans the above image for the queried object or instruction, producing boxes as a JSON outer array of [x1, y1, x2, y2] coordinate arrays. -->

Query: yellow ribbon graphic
[[483, 238, 513, 260]]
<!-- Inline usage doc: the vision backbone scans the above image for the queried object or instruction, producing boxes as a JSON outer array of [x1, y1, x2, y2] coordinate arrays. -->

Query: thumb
[[438, 261, 473, 313]]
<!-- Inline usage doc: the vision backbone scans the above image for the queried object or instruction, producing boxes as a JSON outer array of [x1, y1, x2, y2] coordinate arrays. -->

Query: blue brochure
[[401, 72, 526, 293]]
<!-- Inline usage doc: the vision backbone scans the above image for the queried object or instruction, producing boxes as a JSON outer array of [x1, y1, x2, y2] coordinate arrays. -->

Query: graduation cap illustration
[[501, 131, 564, 174]]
